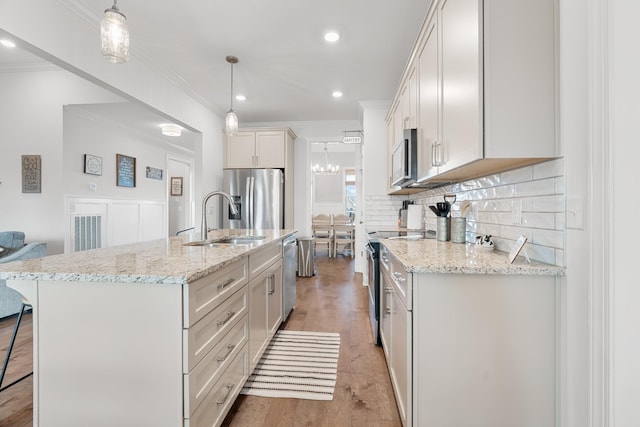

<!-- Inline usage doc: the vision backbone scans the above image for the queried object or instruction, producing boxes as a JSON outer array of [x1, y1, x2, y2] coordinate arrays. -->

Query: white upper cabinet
[[438, 0, 482, 174], [225, 129, 293, 169], [417, 18, 439, 182], [391, 0, 558, 188]]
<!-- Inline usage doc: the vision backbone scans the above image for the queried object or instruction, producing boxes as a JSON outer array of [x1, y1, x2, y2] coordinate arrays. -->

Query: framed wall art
[[22, 155, 41, 193], [84, 154, 103, 176], [170, 177, 183, 196], [146, 166, 163, 180], [116, 154, 136, 188]]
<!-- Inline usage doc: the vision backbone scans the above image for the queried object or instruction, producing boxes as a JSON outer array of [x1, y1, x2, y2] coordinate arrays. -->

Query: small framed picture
[[116, 154, 136, 188], [146, 166, 163, 180], [170, 177, 183, 196], [84, 154, 103, 176]]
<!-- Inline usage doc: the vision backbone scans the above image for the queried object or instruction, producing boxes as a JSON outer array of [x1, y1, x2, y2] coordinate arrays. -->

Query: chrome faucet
[[201, 191, 239, 240]]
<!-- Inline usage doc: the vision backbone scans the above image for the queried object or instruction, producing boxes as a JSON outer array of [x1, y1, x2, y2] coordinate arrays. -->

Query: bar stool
[[0, 299, 33, 392]]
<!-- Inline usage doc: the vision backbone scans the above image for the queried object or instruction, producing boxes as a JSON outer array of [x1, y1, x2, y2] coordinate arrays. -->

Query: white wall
[[63, 106, 192, 201], [610, 1, 640, 424], [0, 69, 123, 254], [0, 2, 224, 239]]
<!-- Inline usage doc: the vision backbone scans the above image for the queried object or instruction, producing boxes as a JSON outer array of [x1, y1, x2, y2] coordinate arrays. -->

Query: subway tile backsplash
[[365, 158, 565, 266]]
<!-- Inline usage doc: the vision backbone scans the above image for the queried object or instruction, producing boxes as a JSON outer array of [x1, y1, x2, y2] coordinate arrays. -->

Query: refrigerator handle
[[249, 176, 255, 229], [245, 176, 251, 229]]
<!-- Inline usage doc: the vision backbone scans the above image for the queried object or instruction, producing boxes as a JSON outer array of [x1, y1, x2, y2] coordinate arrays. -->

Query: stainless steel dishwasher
[[282, 235, 297, 320]]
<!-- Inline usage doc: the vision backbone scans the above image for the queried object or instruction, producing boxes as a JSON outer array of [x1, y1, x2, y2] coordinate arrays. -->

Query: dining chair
[[311, 214, 333, 257], [332, 214, 354, 258]]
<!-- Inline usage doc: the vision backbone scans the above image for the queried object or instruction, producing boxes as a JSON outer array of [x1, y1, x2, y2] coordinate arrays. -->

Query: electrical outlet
[[88, 183, 97, 191], [512, 200, 523, 224]]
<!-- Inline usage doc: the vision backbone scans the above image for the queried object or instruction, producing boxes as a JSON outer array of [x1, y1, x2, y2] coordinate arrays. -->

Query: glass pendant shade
[[101, 1, 129, 64], [225, 56, 239, 135], [225, 110, 238, 136]]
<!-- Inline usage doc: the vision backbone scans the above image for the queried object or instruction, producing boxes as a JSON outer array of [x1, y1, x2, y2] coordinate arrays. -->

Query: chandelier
[[312, 143, 340, 175], [101, 0, 129, 64]]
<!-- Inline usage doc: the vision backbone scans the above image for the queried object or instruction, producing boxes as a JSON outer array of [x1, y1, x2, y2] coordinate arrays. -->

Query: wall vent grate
[[73, 215, 102, 252]]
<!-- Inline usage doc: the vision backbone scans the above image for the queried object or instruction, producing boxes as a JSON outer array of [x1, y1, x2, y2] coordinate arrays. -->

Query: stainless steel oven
[[366, 229, 435, 346], [365, 239, 380, 345]]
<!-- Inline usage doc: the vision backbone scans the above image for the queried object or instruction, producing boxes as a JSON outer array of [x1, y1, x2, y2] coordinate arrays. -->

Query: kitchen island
[[0, 229, 296, 427], [378, 238, 564, 427]]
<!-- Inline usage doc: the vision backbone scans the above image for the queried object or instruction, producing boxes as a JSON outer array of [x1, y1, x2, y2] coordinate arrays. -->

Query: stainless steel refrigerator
[[222, 169, 285, 229]]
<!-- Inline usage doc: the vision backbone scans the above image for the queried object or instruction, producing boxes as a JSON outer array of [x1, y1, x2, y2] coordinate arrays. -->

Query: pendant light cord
[[230, 62, 234, 111]]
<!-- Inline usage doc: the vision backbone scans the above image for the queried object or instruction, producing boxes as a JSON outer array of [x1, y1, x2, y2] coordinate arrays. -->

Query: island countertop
[[381, 238, 565, 275], [0, 229, 296, 285]]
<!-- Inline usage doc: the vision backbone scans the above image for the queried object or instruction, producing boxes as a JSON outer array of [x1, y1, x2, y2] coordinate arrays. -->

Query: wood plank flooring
[[0, 254, 400, 427], [0, 310, 33, 427]]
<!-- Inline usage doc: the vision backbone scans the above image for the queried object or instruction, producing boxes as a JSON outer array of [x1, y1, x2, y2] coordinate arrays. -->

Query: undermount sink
[[184, 235, 266, 247]]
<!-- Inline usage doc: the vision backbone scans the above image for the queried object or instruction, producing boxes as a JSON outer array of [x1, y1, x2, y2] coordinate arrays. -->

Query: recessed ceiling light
[[235, 95, 246, 101], [161, 124, 182, 137], [0, 39, 16, 48], [332, 91, 343, 98], [324, 32, 340, 42]]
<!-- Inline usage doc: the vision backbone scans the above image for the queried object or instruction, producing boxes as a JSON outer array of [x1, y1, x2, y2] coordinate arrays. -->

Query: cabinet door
[[255, 131, 285, 168], [417, 18, 440, 182], [266, 260, 283, 338], [249, 271, 268, 371], [439, 0, 482, 173], [406, 66, 418, 129], [386, 116, 396, 193], [225, 131, 256, 168], [390, 289, 410, 426]]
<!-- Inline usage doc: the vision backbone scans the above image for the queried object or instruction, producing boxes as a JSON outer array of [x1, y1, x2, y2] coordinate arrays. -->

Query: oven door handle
[[364, 243, 374, 257]]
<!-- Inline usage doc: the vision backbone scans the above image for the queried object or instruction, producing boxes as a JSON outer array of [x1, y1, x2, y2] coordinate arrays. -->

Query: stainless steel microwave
[[391, 128, 417, 187]]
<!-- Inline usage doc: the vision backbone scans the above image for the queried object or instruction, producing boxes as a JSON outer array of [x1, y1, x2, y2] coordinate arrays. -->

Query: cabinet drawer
[[184, 287, 248, 372], [183, 259, 248, 327], [184, 314, 248, 416], [249, 243, 281, 280], [389, 252, 412, 310], [187, 344, 249, 427]]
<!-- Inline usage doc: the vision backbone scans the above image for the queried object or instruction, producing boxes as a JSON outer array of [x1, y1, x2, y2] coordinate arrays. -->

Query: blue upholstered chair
[[0, 231, 47, 319]]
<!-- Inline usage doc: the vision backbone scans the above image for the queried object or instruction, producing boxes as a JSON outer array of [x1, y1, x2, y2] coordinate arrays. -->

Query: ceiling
[[68, 0, 431, 123], [1, 1, 431, 136]]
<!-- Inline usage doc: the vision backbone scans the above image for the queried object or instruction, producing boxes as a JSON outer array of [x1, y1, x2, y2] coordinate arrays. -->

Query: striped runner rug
[[241, 330, 340, 401]]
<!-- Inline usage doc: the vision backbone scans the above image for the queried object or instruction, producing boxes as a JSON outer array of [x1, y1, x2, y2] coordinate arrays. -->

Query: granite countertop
[[381, 238, 565, 276], [0, 229, 297, 285]]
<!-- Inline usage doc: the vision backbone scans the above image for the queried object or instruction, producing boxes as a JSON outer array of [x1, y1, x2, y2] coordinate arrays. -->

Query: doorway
[[167, 157, 194, 236]]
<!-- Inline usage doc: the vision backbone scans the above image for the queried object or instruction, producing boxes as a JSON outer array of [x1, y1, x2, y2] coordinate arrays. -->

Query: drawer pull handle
[[267, 274, 275, 295], [217, 344, 236, 362], [217, 311, 236, 327], [217, 383, 235, 405], [385, 307, 392, 314], [384, 287, 394, 293], [217, 277, 235, 291]]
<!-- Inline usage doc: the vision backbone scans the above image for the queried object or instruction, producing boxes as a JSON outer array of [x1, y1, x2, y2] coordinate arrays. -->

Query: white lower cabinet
[[380, 247, 557, 427], [249, 258, 283, 371], [380, 248, 412, 426]]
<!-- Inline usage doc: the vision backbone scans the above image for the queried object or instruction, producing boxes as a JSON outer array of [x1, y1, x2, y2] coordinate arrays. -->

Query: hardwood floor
[[0, 255, 400, 427], [222, 254, 401, 427], [0, 310, 33, 427]]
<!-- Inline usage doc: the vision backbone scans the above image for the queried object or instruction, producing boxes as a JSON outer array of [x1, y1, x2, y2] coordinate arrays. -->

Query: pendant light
[[312, 143, 340, 175], [225, 56, 239, 136], [101, 0, 130, 64]]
